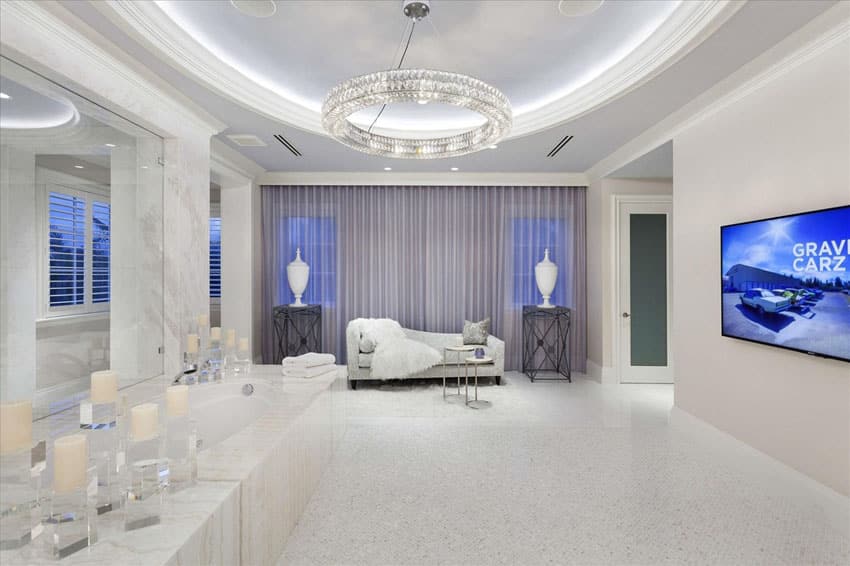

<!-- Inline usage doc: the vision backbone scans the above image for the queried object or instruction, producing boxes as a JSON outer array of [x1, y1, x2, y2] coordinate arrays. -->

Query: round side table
[[464, 356, 493, 409], [444, 345, 474, 401]]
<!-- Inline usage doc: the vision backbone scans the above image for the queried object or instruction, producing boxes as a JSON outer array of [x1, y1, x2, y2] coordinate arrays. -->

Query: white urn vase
[[286, 247, 310, 307], [534, 248, 558, 308]]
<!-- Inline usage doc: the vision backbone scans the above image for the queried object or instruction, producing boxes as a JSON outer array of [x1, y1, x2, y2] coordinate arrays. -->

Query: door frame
[[612, 194, 673, 383]]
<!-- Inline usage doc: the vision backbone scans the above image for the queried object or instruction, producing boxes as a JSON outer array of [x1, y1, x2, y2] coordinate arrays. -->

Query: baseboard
[[670, 405, 850, 510], [586, 360, 618, 384]]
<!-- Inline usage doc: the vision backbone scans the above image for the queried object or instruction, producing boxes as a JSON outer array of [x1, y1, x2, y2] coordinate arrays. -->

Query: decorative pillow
[[359, 334, 376, 354], [462, 318, 490, 345]]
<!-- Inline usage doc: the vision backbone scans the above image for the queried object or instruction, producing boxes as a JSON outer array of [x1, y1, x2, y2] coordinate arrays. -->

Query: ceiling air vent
[[547, 134, 573, 157], [226, 134, 267, 147], [274, 134, 302, 157]]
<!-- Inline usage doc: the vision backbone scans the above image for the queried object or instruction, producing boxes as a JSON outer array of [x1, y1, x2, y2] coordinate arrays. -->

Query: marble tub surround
[[1, 365, 345, 565]]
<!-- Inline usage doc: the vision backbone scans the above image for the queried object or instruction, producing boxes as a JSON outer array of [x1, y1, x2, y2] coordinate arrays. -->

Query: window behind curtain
[[511, 218, 567, 306], [210, 217, 221, 298], [48, 191, 86, 307], [281, 217, 336, 306]]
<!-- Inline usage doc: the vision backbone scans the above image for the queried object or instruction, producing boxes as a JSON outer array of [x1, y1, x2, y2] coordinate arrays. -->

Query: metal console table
[[272, 305, 322, 364], [522, 305, 571, 382]]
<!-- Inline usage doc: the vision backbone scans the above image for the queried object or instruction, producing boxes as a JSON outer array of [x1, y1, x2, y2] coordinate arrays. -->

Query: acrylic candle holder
[[0, 442, 45, 551], [123, 404, 167, 532], [235, 338, 251, 375], [80, 400, 120, 515], [165, 416, 197, 494], [45, 466, 97, 559], [46, 434, 97, 559]]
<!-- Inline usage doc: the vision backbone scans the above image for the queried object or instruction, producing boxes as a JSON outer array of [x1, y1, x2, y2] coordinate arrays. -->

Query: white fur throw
[[351, 318, 442, 379]]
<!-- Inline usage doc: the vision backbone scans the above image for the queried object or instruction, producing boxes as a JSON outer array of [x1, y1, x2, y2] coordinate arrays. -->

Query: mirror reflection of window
[[0, 57, 165, 419]]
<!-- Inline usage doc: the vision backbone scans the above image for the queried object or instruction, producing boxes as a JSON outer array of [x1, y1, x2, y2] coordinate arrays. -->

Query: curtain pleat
[[260, 185, 586, 372]]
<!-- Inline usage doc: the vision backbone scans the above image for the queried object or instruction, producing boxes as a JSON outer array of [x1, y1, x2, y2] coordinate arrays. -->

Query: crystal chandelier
[[321, 0, 512, 159]]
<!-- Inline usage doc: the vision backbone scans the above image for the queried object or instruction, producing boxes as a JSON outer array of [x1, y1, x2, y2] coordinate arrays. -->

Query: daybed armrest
[[487, 334, 506, 375], [345, 321, 362, 375]]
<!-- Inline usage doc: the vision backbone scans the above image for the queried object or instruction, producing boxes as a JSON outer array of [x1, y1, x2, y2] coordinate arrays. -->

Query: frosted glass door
[[618, 201, 673, 383]]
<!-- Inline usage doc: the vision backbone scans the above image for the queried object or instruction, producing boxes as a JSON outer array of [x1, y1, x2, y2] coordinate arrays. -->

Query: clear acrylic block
[[165, 416, 197, 494], [123, 435, 166, 531], [44, 467, 97, 559]]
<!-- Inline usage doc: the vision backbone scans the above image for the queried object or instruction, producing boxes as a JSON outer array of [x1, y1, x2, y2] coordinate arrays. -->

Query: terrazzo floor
[[276, 372, 849, 566]]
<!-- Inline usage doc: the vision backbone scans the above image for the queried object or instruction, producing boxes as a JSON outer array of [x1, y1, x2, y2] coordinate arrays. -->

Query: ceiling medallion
[[321, 0, 512, 159]]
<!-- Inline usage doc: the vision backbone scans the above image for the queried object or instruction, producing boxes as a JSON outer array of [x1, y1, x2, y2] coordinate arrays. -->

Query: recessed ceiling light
[[104, 143, 116, 148], [417, 99, 428, 105], [230, 0, 276, 18], [383, 167, 392, 171], [74, 165, 84, 169], [558, 0, 604, 17], [450, 167, 459, 171], [488, 144, 498, 149], [141, 166, 149, 169], [0, 92, 10, 100]]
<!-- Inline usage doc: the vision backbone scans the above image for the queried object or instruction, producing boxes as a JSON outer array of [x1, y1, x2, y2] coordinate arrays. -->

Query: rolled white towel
[[282, 365, 337, 379], [281, 352, 336, 368]]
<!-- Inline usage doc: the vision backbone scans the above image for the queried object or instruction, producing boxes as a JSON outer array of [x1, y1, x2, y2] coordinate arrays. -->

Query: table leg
[[442, 348, 447, 399], [456, 352, 462, 395], [464, 362, 469, 405]]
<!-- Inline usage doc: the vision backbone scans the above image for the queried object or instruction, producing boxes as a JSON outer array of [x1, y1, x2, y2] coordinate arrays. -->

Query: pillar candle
[[238, 338, 249, 353], [187, 333, 199, 354], [225, 329, 236, 348], [210, 327, 221, 342], [166, 385, 189, 417], [53, 434, 87, 493], [197, 314, 208, 328], [0, 400, 32, 455], [130, 403, 159, 441], [90, 370, 118, 403]]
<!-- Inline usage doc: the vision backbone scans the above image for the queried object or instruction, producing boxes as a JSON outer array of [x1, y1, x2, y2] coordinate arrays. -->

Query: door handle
[[622, 312, 630, 318]]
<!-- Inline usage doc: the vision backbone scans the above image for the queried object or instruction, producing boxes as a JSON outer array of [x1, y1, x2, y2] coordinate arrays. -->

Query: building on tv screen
[[721, 206, 850, 362]]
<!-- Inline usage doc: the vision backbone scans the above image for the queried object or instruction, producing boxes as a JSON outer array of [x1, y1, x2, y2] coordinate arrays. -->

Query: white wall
[[673, 38, 850, 495], [586, 177, 673, 379]]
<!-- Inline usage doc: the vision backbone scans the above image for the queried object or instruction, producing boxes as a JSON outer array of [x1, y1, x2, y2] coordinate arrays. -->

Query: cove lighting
[[0, 92, 10, 100]]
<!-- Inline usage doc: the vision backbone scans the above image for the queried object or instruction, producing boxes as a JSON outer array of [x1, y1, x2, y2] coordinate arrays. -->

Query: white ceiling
[[155, 0, 679, 134], [58, 0, 836, 173]]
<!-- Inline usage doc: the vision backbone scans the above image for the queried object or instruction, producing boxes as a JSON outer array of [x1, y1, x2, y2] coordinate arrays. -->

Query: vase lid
[[538, 248, 554, 265], [289, 247, 307, 266]]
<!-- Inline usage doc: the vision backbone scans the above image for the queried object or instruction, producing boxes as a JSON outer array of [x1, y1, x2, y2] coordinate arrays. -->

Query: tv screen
[[721, 205, 850, 362]]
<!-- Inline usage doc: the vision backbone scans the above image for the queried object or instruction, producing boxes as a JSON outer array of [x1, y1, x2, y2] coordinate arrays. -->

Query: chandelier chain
[[368, 20, 417, 134]]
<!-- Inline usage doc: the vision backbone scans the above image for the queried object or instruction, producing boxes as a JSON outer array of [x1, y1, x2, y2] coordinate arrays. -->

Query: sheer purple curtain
[[260, 185, 586, 372]]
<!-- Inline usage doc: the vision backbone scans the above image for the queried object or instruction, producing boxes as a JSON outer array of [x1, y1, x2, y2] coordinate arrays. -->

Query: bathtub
[[186, 379, 275, 450]]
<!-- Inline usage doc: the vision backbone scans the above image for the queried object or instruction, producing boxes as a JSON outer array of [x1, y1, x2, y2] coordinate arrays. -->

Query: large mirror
[[0, 57, 165, 419]]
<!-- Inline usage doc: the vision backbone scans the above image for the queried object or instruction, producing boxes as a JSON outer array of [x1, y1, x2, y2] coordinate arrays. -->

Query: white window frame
[[37, 170, 111, 321]]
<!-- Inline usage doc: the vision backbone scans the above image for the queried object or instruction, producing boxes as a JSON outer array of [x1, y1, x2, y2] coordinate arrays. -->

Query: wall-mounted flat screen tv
[[721, 205, 850, 362]]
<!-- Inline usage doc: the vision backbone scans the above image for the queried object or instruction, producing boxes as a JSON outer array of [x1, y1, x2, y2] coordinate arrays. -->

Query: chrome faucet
[[173, 352, 199, 385]]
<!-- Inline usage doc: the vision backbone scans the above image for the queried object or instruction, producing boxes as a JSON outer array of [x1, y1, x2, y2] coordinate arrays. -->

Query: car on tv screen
[[721, 205, 850, 362]]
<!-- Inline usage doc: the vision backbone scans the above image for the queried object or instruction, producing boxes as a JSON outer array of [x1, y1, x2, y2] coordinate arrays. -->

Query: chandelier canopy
[[321, 0, 512, 160]]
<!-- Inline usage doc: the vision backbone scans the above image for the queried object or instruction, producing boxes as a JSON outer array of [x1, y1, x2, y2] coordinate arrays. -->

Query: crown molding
[[210, 137, 265, 184], [256, 171, 589, 187], [96, 0, 739, 140], [0, 0, 226, 139], [586, 2, 850, 181]]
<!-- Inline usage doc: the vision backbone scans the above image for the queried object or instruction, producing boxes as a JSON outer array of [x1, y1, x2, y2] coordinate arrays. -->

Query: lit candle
[[210, 327, 221, 342], [130, 403, 159, 441], [197, 314, 208, 328], [53, 434, 87, 493], [0, 400, 32, 455], [166, 385, 188, 417], [90, 370, 118, 403], [225, 329, 236, 348], [238, 338, 249, 353], [187, 333, 199, 354]]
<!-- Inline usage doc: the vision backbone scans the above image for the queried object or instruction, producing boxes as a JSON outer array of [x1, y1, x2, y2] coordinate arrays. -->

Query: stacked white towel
[[281, 352, 337, 378]]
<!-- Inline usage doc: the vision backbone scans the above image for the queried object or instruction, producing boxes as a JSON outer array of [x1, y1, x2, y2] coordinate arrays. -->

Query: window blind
[[48, 191, 86, 307], [210, 217, 221, 298]]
